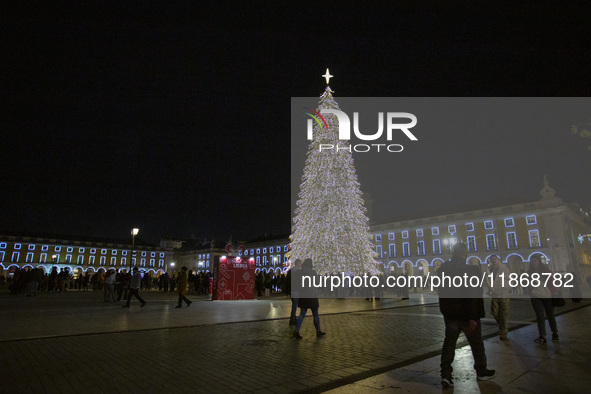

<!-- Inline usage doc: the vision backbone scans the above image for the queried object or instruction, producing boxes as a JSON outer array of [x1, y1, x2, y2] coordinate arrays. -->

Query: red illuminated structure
[[211, 242, 256, 300]]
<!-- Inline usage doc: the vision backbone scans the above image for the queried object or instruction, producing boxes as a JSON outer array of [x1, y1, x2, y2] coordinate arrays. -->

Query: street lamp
[[131, 228, 139, 267]]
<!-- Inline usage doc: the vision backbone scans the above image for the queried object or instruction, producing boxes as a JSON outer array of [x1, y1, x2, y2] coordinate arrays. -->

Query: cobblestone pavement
[[0, 288, 588, 393]]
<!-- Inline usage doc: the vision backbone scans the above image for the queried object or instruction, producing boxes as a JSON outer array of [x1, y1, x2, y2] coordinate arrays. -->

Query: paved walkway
[[0, 288, 588, 393], [327, 304, 591, 393]]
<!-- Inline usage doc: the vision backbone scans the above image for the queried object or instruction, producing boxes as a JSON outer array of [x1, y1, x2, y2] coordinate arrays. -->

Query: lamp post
[[131, 228, 139, 267]]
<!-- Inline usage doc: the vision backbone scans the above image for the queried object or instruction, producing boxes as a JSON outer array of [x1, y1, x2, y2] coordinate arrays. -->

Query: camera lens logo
[[304, 107, 418, 153]]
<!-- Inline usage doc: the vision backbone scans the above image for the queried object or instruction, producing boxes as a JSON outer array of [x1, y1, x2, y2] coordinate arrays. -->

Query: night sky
[[3, 2, 590, 245]]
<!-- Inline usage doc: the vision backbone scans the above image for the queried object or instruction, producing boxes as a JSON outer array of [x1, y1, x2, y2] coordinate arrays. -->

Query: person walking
[[287, 259, 302, 326], [292, 259, 325, 339], [103, 269, 116, 302], [122, 267, 146, 308], [175, 266, 192, 308], [525, 253, 559, 344], [437, 243, 495, 389], [486, 255, 511, 340]]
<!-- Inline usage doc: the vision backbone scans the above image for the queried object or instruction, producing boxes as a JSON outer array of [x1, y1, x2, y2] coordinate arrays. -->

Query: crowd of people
[[1, 266, 215, 298]]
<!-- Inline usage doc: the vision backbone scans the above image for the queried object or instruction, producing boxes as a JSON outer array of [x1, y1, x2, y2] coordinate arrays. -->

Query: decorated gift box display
[[211, 241, 256, 300]]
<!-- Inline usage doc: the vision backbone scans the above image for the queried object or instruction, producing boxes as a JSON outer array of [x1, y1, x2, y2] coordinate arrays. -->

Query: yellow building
[[371, 179, 591, 283], [0, 233, 174, 277]]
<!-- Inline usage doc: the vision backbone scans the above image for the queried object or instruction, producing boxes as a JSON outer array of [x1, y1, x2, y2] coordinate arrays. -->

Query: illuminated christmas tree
[[290, 70, 378, 275]]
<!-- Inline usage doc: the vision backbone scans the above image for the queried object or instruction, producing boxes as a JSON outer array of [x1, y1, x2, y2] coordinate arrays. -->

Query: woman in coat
[[293, 259, 325, 339], [526, 253, 558, 343], [176, 266, 192, 308]]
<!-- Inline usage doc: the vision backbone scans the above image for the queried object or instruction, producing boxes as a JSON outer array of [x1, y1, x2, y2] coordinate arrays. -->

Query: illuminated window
[[140, 258, 146, 267], [28, 244, 35, 251], [484, 220, 494, 230], [89, 256, 95, 265], [375, 234, 382, 242], [90, 249, 96, 254], [448, 225, 456, 234], [388, 244, 396, 257], [79, 248, 85, 253], [376, 245, 383, 258], [432, 227, 439, 236], [42, 245, 48, 251], [0, 251, 4, 261], [101, 249, 107, 255], [263, 248, 267, 254], [159, 259, 164, 267], [388, 232, 395, 240], [402, 231, 409, 239], [15, 243, 21, 250], [54, 246, 61, 252], [504, 218, 515, 227], [160, 252, 164, 258], [0, 243, 6, 249], [65, 255, 72, 263], [12, 252, 20, 261], [112, 250, 117, 255], [417, 241, 425, 256], [466, 223, 474, 232], [141, 251, 146, 257], [529, 230, 541, 247], [77, 255, 84, 264], [270, 247, 274, 253], [67, 247, 73, 253], [150, 252, 155, 257], [256, 249, 260, 254], [526, 215, 537, 225], [40, 253, 47, 263], [507, 232, 518, 249], [110, 257, 116, 266], [403, 242, 410, 257], [467, 236, 477, 252], [26, 252, 34, 262], [121, 257, 126, 266], [433, 240, 441, 255], [100, 256, 106, 265], [486, 234, 497, 250], [150, 259, 155, 267], [416, 229, 424, 237]]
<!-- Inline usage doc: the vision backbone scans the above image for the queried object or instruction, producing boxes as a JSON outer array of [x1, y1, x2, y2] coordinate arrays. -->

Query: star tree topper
[[322, 68, 333, 84]]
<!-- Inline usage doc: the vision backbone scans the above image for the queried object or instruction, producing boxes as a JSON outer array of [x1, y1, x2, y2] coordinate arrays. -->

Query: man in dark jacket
[[292, 259, 325, 339], [437, 242, 495, 389]]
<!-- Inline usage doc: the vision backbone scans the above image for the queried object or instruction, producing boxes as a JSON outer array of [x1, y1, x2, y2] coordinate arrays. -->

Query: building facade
[[170, 234, 290, 275], [371, 179, 591, 283], [0, 233, 174, 277]]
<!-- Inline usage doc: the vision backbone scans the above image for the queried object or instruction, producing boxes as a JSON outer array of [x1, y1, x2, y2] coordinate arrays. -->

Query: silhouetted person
[[122, 267, 146, 308], [525, 253, 558, 344], [176, 266, 192, 308], [292, 259, 325, 339], [287, 259, 302, 325], [437, 243, 495, 389]]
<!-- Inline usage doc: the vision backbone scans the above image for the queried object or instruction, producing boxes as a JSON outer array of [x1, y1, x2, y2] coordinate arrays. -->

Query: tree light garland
[[291, 86, 378, 275]]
